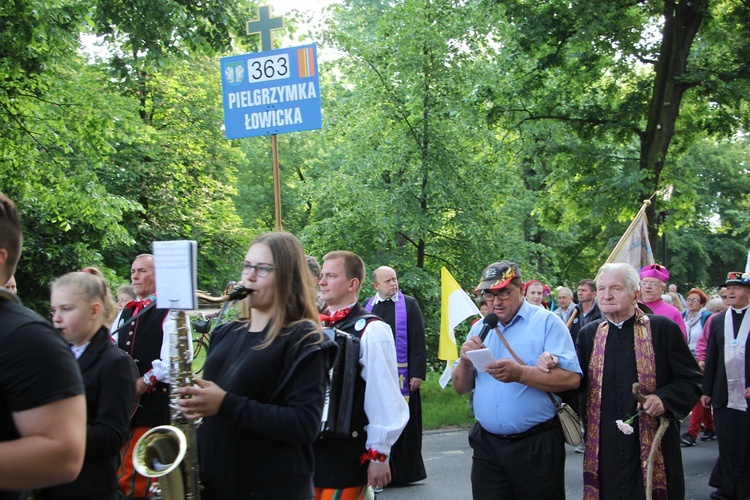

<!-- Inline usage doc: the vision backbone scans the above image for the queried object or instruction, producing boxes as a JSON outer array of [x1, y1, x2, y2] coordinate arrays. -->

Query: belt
[[492, 417, 559, 442]]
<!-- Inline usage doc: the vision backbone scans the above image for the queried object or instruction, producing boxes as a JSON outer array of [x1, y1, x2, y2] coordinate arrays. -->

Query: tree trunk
[[640, 0, 706, 249]]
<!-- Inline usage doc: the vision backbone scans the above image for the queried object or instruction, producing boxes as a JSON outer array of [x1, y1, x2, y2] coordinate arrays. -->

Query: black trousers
[[469, 420, 566, 500], [711, 406, 750, 499]]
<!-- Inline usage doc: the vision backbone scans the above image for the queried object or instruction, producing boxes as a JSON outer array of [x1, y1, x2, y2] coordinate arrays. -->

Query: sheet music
[[153, 240, 198, 310]]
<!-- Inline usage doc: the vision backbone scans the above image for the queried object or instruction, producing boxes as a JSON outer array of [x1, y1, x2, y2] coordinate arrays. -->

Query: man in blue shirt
[[452, 260, 582, 500]]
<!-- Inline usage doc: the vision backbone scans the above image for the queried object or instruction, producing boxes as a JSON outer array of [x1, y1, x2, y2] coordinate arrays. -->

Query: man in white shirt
[[313, 251, 408, 499], [554, 286, 576, 324], [701, 271, 750, 500]]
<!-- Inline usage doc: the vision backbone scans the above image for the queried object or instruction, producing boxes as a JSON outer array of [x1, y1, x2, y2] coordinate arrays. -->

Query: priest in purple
[[639, 264, 688, 340], [363, 266, 427, 485]]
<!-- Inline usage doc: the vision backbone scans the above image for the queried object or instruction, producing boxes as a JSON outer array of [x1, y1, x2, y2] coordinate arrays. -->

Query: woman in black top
[[178, 232, 336, 499]]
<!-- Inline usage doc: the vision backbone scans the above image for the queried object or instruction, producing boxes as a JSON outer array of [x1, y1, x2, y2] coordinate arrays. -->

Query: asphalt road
[[377, 423, 719, 499]]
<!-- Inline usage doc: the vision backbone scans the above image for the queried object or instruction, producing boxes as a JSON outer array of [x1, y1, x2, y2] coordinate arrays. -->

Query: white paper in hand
[[466, 348, 495, 372]]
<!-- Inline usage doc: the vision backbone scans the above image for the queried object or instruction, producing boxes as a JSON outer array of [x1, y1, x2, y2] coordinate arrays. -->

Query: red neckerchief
[[125, 296, 153, 315], [319, 307, 352, 326]]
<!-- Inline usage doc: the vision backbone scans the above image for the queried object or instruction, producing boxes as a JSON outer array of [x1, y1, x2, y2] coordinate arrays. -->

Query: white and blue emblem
[[224, 62, 245, 87]]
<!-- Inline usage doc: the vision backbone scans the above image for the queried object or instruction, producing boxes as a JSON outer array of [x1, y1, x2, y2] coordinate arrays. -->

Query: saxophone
[[132, 310, 201, 500]]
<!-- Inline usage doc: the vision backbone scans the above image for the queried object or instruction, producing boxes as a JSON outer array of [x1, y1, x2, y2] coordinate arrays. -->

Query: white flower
[[616, 419, 634, 435]]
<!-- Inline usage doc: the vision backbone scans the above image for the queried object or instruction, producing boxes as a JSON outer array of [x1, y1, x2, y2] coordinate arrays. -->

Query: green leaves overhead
[[1, 0, 749, 348]]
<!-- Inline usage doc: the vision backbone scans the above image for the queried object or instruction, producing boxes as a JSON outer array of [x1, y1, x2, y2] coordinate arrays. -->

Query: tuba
[[132, 310, 202, 500]]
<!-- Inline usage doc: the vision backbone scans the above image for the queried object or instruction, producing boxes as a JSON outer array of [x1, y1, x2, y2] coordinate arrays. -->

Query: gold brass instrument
[[133, 310, 201, 500], [192, 284, 250, 369], [196, 282, 250, 304]]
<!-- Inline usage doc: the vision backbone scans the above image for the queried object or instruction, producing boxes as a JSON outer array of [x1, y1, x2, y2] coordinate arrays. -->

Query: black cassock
[[369, 294, 428, 484], [703, 308, 750, 499], [577, 314, 702, 500]]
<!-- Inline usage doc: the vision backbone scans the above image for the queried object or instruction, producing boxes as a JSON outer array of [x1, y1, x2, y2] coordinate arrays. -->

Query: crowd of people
[[460, 260, 748, 500], [1, 188, 749, 500]]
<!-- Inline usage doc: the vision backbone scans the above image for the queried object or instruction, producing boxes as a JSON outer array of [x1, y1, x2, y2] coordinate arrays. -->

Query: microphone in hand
[[478, 313, 499, 343]]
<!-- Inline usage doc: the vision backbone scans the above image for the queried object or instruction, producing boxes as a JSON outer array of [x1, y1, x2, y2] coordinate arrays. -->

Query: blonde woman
[[42, 272, 138, 499]]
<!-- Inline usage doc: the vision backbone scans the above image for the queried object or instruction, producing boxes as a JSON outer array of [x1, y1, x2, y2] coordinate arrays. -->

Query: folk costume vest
[[314, 304, 379, 489], [118, 300, 170, 427]]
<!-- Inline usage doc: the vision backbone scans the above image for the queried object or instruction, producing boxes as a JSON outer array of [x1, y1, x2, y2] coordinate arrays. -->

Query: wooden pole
[[565, 307, 579, 328], [272, 134, 282, 231]]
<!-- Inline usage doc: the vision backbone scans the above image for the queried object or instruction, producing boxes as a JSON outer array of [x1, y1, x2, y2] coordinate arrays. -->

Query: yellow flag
[[439, 267, 480, 361]]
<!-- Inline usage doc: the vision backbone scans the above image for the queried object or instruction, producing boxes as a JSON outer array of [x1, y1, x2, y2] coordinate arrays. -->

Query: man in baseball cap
[[453, 259, 581, 499], [639, 264, 687, 339]]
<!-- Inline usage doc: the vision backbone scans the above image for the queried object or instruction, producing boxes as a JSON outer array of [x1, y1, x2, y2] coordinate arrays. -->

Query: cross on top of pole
[[246, 5, 285, 52]]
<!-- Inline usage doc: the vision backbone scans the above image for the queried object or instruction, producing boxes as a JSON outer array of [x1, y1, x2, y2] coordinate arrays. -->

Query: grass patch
[[421, 373, 474, 430]]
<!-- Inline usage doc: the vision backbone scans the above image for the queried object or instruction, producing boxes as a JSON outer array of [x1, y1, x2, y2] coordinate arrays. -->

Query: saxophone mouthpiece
[[227, 286, 250, 301]]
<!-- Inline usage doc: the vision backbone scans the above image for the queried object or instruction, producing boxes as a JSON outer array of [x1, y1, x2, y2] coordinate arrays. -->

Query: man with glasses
[[554, 286, 576, 324], [639, 264, 687, 340], [452, 260, 581, 499]]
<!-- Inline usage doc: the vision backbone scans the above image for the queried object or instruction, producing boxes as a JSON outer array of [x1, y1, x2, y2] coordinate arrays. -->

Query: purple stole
[[583, 309, 667, 499], [363, 291, 410, 398]]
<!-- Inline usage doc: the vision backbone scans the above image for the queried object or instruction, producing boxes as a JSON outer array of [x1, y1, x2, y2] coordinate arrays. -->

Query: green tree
[[96, 55, 252, 292], [297, 0, 528, 362], [479, 0, 750, 277]]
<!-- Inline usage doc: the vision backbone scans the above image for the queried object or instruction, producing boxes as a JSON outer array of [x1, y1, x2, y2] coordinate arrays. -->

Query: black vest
[[313, 304, 380, 489], [118, 305, 171, 427]]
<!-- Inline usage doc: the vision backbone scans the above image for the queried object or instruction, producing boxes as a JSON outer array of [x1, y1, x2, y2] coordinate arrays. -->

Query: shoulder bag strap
[[493, 326, 561, 409], [110, 301, 158, 338]]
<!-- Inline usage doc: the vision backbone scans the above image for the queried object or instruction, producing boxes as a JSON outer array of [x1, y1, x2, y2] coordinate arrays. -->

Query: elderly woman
[[680, 287, 714, 447]]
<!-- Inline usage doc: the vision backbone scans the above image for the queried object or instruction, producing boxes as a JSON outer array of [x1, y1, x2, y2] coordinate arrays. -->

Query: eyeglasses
[[482, 286, 516, 301], [686, 298, 702, 303], [640, 280, 663, 288], [239, 262, 274, 277]]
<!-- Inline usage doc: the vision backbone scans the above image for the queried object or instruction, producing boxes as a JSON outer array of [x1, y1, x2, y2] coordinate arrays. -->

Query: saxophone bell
[[133, 425, 187, 478], [132, 310, 201, 500]]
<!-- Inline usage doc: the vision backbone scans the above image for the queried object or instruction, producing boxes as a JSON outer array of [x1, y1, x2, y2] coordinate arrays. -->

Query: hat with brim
[[725, 271, 750, 287], [475, 261, 519, 292], [640, 264, 669, 283]]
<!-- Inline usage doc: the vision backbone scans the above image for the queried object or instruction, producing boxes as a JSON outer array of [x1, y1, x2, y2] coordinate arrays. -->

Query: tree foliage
[[1, 0, 749, 367]]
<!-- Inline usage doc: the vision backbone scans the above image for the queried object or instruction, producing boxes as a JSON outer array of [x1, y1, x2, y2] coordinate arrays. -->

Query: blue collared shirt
[[469, 300, 582, 435]]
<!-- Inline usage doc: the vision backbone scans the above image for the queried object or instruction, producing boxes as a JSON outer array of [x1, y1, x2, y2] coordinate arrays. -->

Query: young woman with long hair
[[177, 232, 336, 500]]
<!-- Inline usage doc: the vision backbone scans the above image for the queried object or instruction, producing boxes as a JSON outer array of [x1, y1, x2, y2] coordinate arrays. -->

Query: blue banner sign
[[221, 44, 322, 139]]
